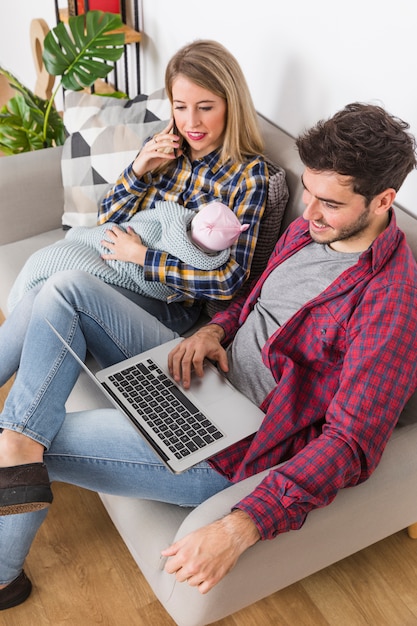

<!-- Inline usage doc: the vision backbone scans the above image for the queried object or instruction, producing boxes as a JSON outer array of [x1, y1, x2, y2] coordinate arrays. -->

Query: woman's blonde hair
[[165, 40, 264, 163]]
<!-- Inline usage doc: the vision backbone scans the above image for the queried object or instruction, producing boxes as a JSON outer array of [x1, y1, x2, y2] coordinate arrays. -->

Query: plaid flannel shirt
[[98, 149, 268, 303], [208, 211, 417, 540]]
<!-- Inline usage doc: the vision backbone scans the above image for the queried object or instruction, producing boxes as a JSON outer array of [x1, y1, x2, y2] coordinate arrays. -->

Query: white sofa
[[1, 113, 417, 625]]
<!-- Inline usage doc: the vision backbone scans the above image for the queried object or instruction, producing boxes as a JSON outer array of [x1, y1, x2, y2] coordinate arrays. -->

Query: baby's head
[[190, 201, 249, 252]]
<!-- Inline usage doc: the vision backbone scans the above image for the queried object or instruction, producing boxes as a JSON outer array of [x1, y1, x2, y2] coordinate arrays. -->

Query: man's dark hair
[[296, 103, 417, 203]]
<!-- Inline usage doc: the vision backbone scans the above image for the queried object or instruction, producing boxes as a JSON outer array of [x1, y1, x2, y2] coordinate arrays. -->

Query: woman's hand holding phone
[[132, 119, 181, 178]]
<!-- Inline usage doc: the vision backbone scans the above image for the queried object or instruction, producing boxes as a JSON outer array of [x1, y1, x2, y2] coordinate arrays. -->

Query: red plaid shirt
[[208, 211, 417, 540]]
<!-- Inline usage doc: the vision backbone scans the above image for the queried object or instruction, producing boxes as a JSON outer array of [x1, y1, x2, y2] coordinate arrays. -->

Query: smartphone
[[172, 120, 180, 157]]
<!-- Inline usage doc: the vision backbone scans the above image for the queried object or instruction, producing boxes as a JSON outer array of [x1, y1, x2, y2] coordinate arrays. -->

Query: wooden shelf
[[112, 23, 141, 44], [58, 8, 141, 43]]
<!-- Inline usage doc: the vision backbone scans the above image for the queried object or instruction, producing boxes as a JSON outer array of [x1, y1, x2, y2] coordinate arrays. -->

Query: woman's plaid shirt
[[98, 149, 268, 303]]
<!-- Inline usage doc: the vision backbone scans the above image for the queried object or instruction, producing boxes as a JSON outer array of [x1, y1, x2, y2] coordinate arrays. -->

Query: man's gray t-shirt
[[225, 242, 361, 405]]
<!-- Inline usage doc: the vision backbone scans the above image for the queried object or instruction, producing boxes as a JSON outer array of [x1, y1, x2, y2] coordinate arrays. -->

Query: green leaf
[[0, 67, 41, 110], [43, 10, 125, 92], [95, 89, 129, 99], [0, 95, 47, 153], [0, 87, 66, 154]]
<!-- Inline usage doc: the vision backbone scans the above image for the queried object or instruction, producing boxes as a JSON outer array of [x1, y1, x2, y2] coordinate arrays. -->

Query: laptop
[[45, 319, 264, 474]]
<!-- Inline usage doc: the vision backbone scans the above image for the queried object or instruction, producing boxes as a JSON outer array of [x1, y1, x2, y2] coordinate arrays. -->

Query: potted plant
[[0, 10, 125, 155]]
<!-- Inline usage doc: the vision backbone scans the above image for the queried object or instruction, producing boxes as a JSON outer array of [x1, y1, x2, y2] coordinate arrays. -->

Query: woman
[[0, 39, 267, 608], [90, 37, 268, 332]]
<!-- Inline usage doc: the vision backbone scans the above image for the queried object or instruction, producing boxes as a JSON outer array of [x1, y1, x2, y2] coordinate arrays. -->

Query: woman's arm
[[98, 122, 181, 224]]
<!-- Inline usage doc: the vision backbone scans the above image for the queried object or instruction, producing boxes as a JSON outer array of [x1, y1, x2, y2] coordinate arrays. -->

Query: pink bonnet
[[190, 201, 249, 252]]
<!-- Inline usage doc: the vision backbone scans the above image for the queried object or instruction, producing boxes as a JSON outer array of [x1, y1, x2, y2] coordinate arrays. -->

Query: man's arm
[[234, 280, 417, 540], [165, 324, 260, 592], [161, 510, 260, 594]]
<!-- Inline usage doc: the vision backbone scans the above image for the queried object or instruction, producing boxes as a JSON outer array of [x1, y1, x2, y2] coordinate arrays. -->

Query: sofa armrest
[[0, 146, 64, 245], [158, 424, 417, 626], [175, 469, 271, 538]]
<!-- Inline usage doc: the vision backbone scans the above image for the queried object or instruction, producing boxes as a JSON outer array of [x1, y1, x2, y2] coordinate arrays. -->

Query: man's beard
[[310, 205, 371, 247]]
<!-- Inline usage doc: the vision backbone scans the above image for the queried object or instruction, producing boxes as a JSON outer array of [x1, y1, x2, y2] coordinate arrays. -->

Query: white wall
[[138, 0, 417, 215], [1, 0, 416, 214], [0, 1, 56, 91]]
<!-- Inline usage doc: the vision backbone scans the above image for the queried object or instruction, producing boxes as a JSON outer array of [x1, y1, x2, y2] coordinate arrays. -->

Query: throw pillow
[[205, 161, 289, 318], [61, 88, 171, 228]]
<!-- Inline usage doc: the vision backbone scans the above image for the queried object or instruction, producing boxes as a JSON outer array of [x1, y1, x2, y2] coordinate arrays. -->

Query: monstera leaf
[[0, 11, 125, 154], [0, 95, 45, 154], [43, 11, 124, 91], [0, 69, 66, 154]]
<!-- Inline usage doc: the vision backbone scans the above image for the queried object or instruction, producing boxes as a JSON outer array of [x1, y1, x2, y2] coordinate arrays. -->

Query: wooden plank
[[59, 8, 142, 43]]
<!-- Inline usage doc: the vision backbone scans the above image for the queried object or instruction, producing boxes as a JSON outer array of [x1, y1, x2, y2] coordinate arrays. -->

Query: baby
[[8, 200, 249, 310], [188, 200, 249, 253]]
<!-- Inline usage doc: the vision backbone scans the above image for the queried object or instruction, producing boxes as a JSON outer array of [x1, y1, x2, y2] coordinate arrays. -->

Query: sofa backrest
[[257, 112, 417, 261], [258, 113, 304, 233], [395, 208, 417, 259]]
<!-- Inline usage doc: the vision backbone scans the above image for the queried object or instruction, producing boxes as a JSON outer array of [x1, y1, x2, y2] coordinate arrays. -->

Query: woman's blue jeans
[[0, 271, 230, 584]]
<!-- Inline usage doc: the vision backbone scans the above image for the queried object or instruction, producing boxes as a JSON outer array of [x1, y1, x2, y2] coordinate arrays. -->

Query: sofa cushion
[[0, 229, 64, 315], [61, 89, 171, 228]]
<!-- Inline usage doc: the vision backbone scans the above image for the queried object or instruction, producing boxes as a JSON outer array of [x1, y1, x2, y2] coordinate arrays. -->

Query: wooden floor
[[1, 309, 417, 625]]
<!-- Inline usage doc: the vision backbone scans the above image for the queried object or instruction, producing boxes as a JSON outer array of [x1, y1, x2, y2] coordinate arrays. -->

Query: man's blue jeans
[[0, 271, 231, 584]]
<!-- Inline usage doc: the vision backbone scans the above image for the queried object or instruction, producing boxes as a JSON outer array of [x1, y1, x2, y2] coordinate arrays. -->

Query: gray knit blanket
[[8, 201, 230, 311]]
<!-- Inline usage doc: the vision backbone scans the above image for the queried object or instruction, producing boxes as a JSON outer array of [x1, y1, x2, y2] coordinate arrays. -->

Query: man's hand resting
[[168, 324, 228, 388], [161, 510, 260, 594]]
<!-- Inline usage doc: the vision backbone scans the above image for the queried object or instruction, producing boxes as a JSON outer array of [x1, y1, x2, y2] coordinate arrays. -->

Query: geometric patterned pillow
[[61, 88, 171, 228]]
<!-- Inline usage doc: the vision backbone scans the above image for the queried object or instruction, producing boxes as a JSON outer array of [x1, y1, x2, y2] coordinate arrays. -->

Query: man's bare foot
[[0, 430, 44, 467]]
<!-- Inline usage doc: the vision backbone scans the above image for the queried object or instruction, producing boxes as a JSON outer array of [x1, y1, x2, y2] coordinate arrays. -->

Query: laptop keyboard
[[108, 359, 224, 459]]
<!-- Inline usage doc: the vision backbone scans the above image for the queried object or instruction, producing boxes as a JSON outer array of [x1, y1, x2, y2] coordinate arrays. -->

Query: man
[[1, 103, 417, 606], [161, 102, 417, 591]]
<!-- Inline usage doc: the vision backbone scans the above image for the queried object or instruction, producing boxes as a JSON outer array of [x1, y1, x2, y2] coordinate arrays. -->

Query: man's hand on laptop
[[168, 324, 228, 389], [161, 509, 260, 593]]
